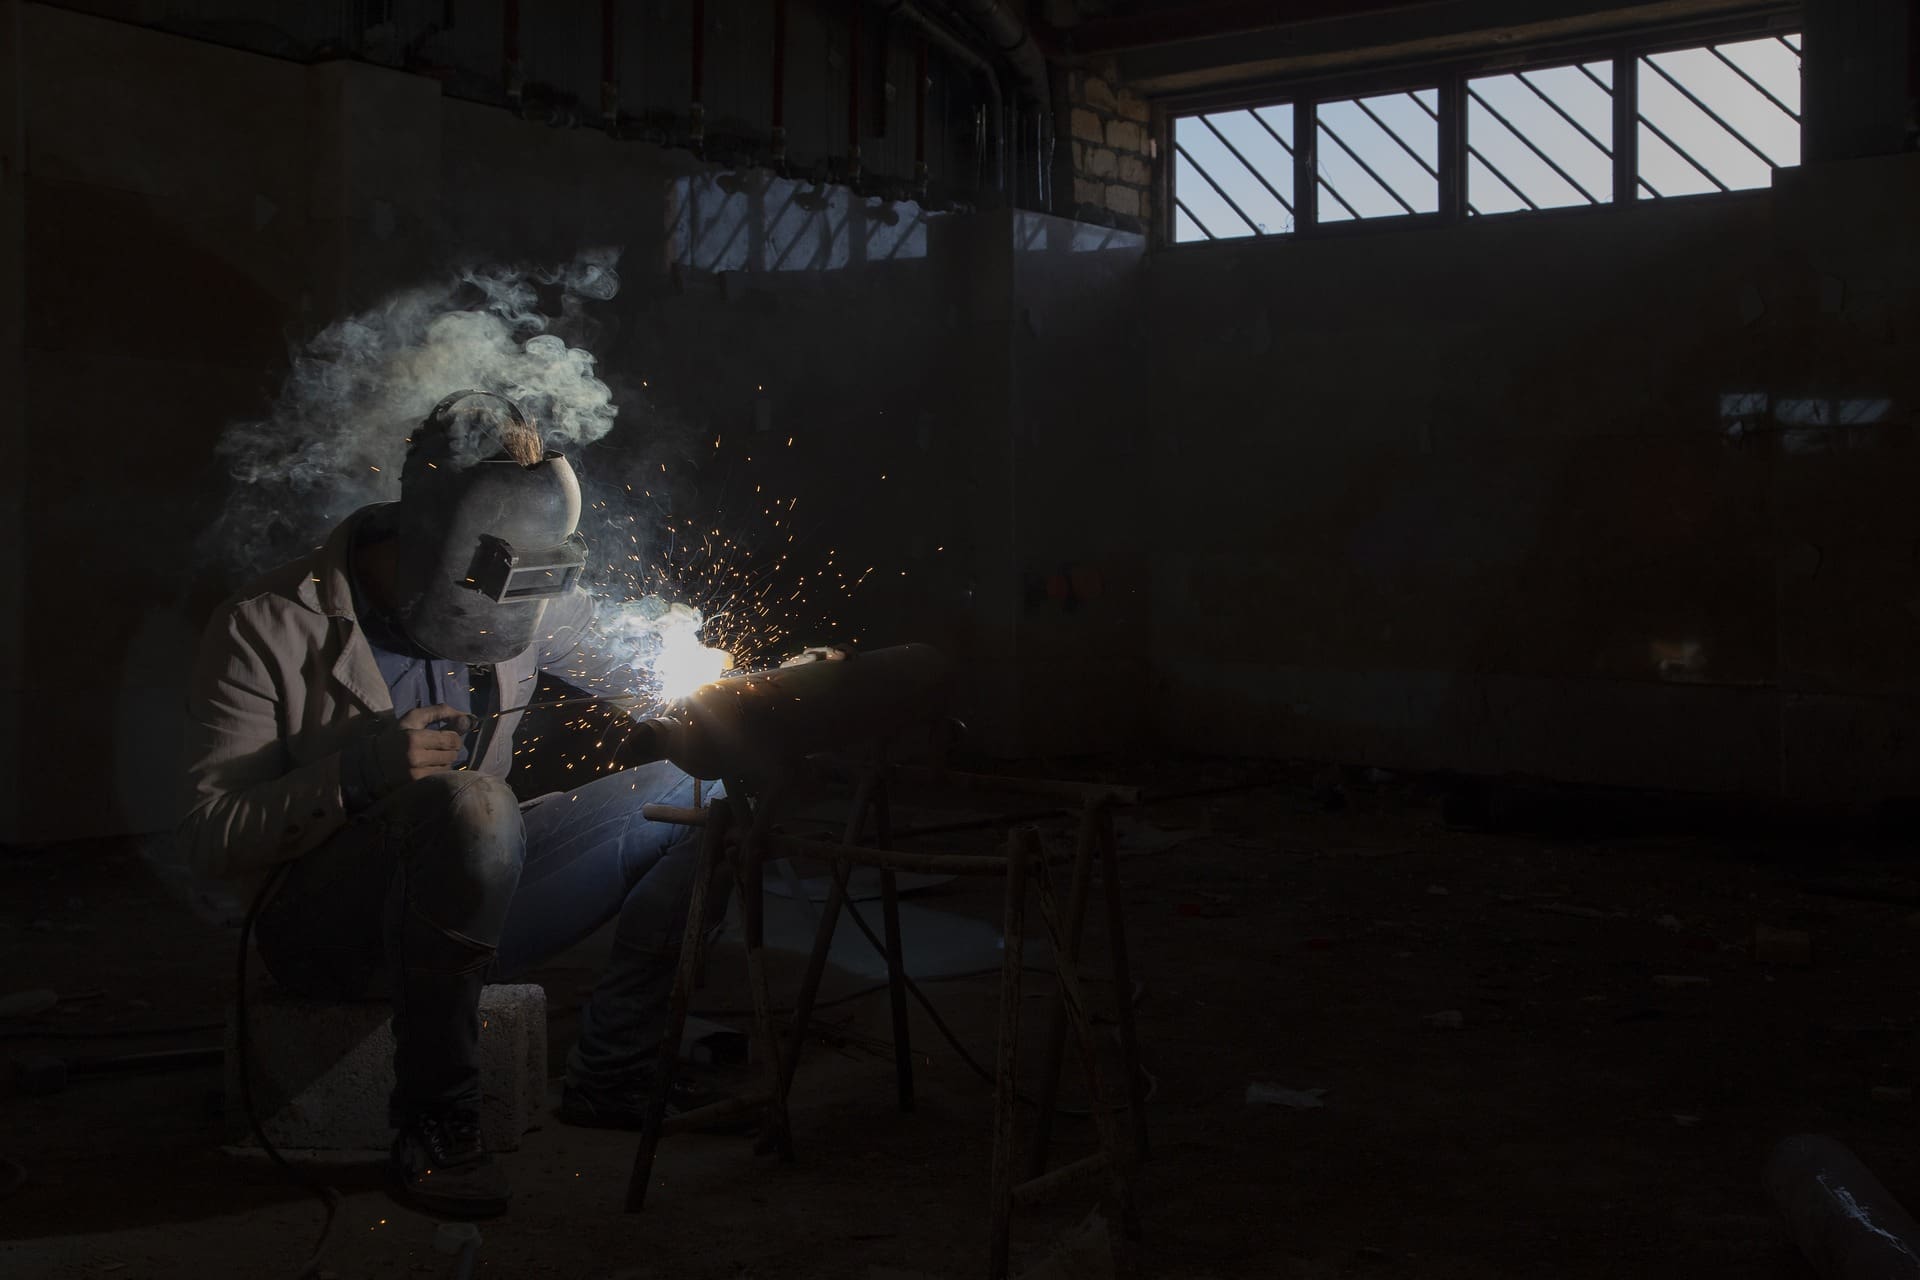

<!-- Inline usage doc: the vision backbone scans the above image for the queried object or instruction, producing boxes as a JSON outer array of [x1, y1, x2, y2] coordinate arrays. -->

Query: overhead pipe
[[599, 0, 618, 128], [874, 0, 894, 142], [770, 0, 790, 171], [689, 0, 706, 153], [848, 0, 864, 186], [888, 1, 1004, 198], [913, 34, 929, 197], [945, 0, 1053, 207], [503, 0, 523, 111]]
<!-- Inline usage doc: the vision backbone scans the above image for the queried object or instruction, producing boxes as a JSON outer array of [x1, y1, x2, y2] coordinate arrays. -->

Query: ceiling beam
[[1089, 0, 1793, 94], [1037, 0, 1429, 57]]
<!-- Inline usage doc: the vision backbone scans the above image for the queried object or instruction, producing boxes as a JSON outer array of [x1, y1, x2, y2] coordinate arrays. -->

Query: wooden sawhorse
[[625, 763, 1149, 1280]]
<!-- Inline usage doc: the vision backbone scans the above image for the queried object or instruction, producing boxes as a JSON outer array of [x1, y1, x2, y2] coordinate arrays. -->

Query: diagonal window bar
[[1354, 94, 1482, 215], [1173, 198, 1216, 241], [1639, 112, 1731, 192], [1314, 90, 1438, 222], [1175, 141, 1263, 235], [1468, 61, 1612, 214], [1317, 176, 1363, 221], [1166, 30, 1799, 242], [1172, 106, 1298, 241], [1642, 54, 1782, 168], [1707, 45, 1799, 121], [1467, 154, 1540, 211], [1248, 106, 1295, 161], [1414, 89, 1532, 213], [1354, 98, 1436, 179], [1516, 70, 1613, 158], [1200, 115, 1294, 216], [1468, 86, 1603, 204], [1318, 118, 1415, 214], [1637, 34, 1800, 197]]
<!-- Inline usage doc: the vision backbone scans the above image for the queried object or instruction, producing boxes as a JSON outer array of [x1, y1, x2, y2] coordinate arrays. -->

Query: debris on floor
[[1014, 1210, 1115, 1280], [1753, 925, 1813, 968]]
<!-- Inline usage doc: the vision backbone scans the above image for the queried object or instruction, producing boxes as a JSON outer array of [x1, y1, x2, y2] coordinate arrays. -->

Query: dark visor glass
[[468, 532, 589, 603]]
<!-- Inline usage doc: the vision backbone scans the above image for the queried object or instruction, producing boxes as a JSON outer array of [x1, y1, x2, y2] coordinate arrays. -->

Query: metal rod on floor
[[1767, 1134, 1920, 1279]]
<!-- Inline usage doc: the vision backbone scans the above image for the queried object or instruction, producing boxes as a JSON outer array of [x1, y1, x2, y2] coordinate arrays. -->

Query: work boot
[[387, 1110, 510, 1219], [557, 1072, 760, 1134]]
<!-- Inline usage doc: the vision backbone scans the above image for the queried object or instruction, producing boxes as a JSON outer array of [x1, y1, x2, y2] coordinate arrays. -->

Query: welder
[[180, 391, 740, 1220]]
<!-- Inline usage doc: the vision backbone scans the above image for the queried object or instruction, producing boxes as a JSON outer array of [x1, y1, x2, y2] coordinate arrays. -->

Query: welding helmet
[[387, 390, 590, 665]]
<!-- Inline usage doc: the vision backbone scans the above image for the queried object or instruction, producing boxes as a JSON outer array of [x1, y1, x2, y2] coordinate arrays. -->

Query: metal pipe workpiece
[[624, 643, 954, 782]]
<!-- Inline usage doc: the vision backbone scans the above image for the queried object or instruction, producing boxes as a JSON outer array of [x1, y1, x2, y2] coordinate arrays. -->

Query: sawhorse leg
[[779, 766, 916, 1121], [626, 798, 732, 1212], [988, 826, 1033, 1280], [1028, 801, 1103, 1178], [873, 776, 915, 1111], [733, 779, 795, 1161]]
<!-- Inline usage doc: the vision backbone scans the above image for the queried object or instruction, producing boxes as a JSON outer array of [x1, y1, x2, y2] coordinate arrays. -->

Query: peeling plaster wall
[[1144, 156, 1920, 806]]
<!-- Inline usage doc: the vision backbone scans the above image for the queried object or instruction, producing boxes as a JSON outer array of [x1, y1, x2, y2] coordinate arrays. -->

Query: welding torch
[[453, 644, 896, 779]]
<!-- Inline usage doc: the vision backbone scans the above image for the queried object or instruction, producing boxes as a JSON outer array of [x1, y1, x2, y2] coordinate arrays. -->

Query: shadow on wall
[[671, 172, 936, 273], [669, 170, 1142, 274]]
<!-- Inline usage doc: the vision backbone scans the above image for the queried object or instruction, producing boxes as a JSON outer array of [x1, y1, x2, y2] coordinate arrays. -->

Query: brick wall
[[1064, 65, 1153, 232]]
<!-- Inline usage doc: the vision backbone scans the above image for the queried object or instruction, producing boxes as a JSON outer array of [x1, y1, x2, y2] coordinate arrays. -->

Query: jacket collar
[[299, 505, 395, 716], [297, 504, 393, 620]]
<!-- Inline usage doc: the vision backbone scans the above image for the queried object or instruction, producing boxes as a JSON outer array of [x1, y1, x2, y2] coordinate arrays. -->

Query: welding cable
[[236, 864, 340, 1280], [693, 963, 1158, 1118], [696, 886, 1159, 1117]]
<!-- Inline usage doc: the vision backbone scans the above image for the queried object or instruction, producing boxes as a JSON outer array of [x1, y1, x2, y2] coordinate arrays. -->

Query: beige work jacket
[[177, 505, 600, 891]]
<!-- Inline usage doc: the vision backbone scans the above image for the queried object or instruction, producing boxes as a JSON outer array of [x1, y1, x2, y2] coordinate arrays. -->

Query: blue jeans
[[254, 763, 720, 1120]]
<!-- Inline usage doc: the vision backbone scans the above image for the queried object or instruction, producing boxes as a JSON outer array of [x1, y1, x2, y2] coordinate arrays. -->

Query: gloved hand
[[344, 704, 477, 810]]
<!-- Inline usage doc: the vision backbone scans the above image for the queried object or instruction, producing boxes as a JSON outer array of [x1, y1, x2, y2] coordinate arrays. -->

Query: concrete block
[[1118, 90, 1151, 124], [1074, 178, 1105, 209], [1080, 76, 1117, 115], [225, 984, 547, 1153], [1105, 119, 1144, 153], [1105, 185, 1141, 217], [1119, 154, 1152, 187], [1070, 108, 1103, 144], [1086, 147, 1118, 179]]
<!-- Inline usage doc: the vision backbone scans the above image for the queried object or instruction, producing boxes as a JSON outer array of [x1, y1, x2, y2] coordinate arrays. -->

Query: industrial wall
[[6, 2, 1132, 844], [16, 0, 1920, 840], [1144, 151, 1920, 808], [28, 0, 998, 202]]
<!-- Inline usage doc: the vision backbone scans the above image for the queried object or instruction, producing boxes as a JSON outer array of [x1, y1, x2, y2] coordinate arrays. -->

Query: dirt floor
[[3, 758, 1918, 1279]]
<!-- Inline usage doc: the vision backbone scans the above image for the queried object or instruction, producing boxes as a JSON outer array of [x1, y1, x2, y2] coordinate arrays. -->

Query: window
[[1315, 90, 1439, 223], [1173, 106, 1297, 240], [1636, 34, 1801, 198], [1168, 25, 1800, 245], [1468, 62, 1614, 213]]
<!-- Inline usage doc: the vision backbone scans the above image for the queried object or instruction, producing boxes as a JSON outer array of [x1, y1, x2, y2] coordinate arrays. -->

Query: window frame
[[1157, 8, 1801, 249]]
